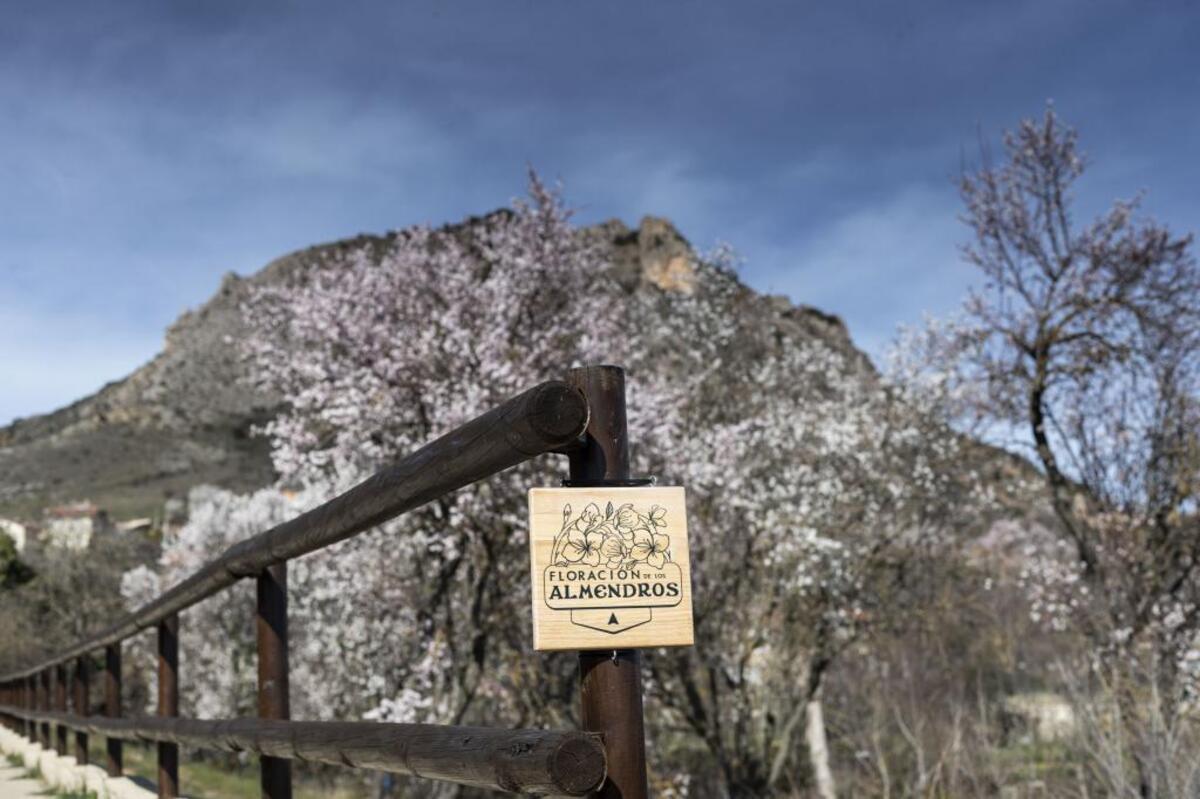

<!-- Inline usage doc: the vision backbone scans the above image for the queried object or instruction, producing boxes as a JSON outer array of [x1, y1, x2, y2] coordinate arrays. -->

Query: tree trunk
[[806, 694, 837, 799]]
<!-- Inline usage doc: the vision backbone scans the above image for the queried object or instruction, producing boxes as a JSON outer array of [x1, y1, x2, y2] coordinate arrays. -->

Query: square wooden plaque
[[528, 486, 694, 651]]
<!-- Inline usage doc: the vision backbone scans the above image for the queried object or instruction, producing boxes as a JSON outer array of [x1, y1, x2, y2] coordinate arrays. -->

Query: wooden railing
[[0, 366, 650, 797]]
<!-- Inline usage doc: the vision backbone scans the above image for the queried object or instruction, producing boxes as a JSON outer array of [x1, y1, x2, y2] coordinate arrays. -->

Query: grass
[[7, 732, 371, 798], [86, 738, 368, 799], [983, 739, 1082, 795]]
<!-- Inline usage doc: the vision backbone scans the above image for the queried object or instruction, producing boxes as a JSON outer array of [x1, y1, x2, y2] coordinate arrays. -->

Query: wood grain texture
[[53, 664, 67, 755], [39, 670, 49, 750], [257, 562, 293, 799], [157, 614, 179, 798], [72, 656, 88, 765], [105, 642, 123, 776], [25, 676, 34, 742], [528, 486, 695, 651], [0, 707, 606, 796], [564, 364, 649, 799]]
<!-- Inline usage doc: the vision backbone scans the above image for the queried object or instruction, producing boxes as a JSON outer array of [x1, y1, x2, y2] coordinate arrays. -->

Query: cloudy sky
[[2, 0, 1197, 424]]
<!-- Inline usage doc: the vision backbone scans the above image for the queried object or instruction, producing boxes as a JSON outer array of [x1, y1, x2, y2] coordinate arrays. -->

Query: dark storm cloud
[[2, 0, 1197, 422]]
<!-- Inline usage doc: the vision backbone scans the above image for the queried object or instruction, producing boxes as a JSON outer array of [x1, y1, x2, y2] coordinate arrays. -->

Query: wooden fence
[[0, 365, 650, 797]]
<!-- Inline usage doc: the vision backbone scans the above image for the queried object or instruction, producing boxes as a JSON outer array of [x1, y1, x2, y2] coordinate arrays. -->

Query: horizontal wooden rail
[[0, 380, 589, 681], [0, 706, 606, 796]]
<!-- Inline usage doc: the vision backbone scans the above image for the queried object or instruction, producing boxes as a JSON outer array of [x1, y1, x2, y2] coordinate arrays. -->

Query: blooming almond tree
[[900, 107, 1200, 798], [128, 175, 973, 797], [643, 334, 979, 796]]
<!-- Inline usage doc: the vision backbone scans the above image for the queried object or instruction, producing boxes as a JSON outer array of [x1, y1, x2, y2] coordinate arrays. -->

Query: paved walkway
[[0, 764, 45, 799]]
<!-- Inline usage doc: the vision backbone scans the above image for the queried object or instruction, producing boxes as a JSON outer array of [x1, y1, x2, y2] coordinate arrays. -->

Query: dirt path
[[0, 764, 45, 799]]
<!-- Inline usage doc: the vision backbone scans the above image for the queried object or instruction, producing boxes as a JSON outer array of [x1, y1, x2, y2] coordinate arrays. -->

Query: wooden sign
[[528, 486, 694, 651]]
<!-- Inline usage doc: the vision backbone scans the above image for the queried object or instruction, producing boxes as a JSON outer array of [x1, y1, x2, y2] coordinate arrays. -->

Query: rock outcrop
[[0, 216, 867, 521]]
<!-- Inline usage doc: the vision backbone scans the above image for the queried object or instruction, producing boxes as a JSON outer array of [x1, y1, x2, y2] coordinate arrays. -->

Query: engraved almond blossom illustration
[[551, 501, 672, 568], [559, 524, 606, 566], [629, 527, 671, 569]]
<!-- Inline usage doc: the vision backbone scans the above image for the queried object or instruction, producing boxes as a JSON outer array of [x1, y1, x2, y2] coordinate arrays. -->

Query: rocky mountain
[[0, 215, 871, 523]]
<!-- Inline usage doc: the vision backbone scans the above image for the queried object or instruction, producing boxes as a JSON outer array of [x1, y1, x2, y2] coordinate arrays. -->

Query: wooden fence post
[[40, 669, 50, 749], [74, 655, 89, 764], [158, 614, 180, 797], [565, 365, 650, 799], [0, 380, 604, 796], [105, 643, 123, 776], [257, 561, 292, 799], [25, 675, 34, 741], [33, 673, 39, 745], [55, 663, 68, 755]]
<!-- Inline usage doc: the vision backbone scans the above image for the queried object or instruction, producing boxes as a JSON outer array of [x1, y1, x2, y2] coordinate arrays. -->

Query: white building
[[0, 518, 27, 552], [41, 502, 107, 552]]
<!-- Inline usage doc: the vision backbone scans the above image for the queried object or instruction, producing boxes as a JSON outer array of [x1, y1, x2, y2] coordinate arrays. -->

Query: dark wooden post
[[105, 643, 123, 776], [74, 656, 90, 764], [565, 365, 649, 799], [54, 662, 68, 755], [39, 669, 50, 749], [257, 562, 292, 799], [158, 614, 180, 798], [25, 675, 34, 741]]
